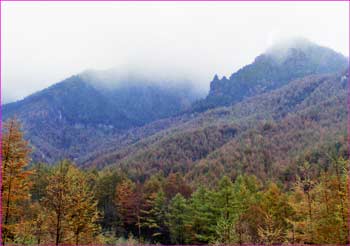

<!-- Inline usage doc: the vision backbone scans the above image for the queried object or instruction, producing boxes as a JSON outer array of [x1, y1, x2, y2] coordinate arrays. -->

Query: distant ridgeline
[[2, 38, 349, 165], [2, 72, 202, 163], [2, 38, 350, 245], [191, 39, 348, 112]]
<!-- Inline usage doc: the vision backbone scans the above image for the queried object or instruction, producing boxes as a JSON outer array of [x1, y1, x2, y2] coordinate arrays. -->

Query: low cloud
[[2, 2, 348, 103]]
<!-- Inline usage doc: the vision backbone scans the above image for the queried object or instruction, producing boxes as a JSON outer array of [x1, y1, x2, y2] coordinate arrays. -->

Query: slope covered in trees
[[2, 40, 349, 244], [2, 119, 348, 244], [85, 70, 348, 183], [3, 74, 201, 163], [3, 39, 347, 166]]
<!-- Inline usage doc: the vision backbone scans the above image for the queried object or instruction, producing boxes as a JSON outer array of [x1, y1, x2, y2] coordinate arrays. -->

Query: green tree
[[213, 176, 236, 243], [167, 193, 190, 244], [232, 175, 261, 243], [188, 186, 217, 243], [30, 162, 51, 201], [140, 190, 168, 243], [94, 169, 125, 232]]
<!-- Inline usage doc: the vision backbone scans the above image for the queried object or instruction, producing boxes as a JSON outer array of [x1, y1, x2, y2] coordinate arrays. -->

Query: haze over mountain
[[4, 2, 349, 104], [3, 71, 202, 162], [2, 39, 348, 166], [3, 36, 349, 245], [3, 1, 350, 244], [192, 38, 348, 112]]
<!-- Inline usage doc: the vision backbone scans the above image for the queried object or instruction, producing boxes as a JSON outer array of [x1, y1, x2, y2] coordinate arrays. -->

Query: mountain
[[83, 69, 348, 183], [3, 72, 202, 163], [187, 70, 348, 185], [191, 38, 348, 112], [2, 39, 348, 167], [4, 38, 348, 245]]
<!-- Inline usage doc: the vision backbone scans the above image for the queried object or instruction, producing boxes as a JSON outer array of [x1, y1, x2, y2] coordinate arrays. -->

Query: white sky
[[2, 1, 349, 103]]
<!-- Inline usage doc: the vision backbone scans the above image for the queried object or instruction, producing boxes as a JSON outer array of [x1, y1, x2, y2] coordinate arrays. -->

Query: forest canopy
[[1, 118, 349, 245]]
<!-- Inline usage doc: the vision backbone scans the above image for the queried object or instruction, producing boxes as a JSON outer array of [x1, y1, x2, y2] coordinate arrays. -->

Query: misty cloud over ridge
[[80, 65, 207, 97], [2, 2, 348, 103]]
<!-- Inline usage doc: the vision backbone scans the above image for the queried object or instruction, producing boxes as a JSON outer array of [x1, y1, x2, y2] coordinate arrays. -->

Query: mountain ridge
[[2, 39, 348, 166], [191, 39, 348, 112], [84, 69, 347, 177], [3, 73, 201, 163]]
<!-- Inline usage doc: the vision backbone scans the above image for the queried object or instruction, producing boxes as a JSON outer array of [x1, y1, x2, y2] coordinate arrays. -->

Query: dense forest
[[2, 40, 349, 244], [2, 118, 349, 244]]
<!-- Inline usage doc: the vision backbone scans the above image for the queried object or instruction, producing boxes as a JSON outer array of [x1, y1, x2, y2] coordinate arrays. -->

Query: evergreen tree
[[30, 162, 51, 201], [94, 169, 124, 232], [188, 186, 217, 243], [140, 190, 168, 243], [213, 176, 236, 243], [232, 175, 261, 243], [167, 193, 190, 244]]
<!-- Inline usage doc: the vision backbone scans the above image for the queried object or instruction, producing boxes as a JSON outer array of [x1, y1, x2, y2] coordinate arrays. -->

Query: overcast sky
[[2, 1, 349, 103]]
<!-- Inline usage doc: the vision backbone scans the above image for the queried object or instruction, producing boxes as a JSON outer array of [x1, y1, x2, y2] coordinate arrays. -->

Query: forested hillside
[[3, 74, 201, 163], [85, 70, 348, 182], [3, 39, 348, 166], [2, 40, 349, 244], [2, 118, 348, 244]]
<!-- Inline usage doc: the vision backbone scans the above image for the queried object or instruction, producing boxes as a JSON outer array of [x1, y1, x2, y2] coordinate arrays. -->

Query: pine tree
[[232, 175, 261, 243], [1, 118, 32, 243], [214, 176, 236, 243], [30, 162, 51, 201], [140, 190, 168, 243], [167, 193, 190, 244], [94, 169, 125, 231], [188, 186, 217, 243]]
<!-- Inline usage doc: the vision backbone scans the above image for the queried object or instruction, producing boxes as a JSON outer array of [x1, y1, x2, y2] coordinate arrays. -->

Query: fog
[[80, 65, 207, 95], [2, 2, 349, 103]]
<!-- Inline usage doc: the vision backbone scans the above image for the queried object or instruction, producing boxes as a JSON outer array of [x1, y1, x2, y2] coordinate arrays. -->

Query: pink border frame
[[347, 1, 350, 245], [0, 1, 349, 245], [1, 0, 3, 243]]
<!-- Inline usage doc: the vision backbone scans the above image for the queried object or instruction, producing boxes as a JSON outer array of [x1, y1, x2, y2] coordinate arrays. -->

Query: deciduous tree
[[1, 118, 32, 243]]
